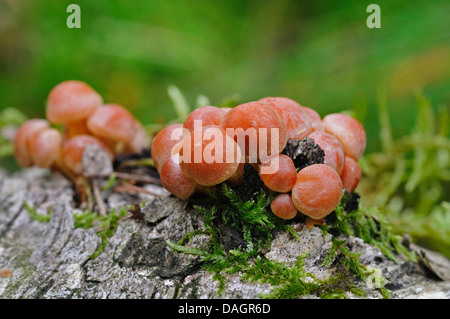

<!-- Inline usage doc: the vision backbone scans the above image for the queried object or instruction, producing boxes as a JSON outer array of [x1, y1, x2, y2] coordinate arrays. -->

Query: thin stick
[[118, 158, 155, 169], [114, 182, 161, 197], [92, 180, 107, 216], [83, 171, 161, 185], [113, 172, 161, 185]]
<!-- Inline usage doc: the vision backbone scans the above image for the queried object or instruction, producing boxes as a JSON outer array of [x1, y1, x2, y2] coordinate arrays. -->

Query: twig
[[118, 158, 155, 170], [113, 172, 161, 185], [83, 171, 161, 185], [92, 180, 107, 216], [114, 182, 161, 197]]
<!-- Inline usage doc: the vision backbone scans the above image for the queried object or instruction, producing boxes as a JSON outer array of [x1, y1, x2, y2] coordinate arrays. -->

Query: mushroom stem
[[50, 153, 79, 184], [305, 217, 326, 229]]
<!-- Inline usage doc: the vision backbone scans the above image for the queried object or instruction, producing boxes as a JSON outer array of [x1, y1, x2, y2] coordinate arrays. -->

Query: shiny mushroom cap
[[46, 80, 103, 124], [87, 104, 137, 143]]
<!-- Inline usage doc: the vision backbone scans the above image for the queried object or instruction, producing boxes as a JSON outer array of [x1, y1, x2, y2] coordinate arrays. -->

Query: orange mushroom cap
[[259, 154, 297, 193], [86, 104, 137, 143], [291, 164, 343, 219], [179, 125, 242, 186], [270, 193, 298, 220], [126, 121, 150, 153], [259, 97, 312, 140], [13, 119, 50, 167], [219, 101, 288, 163], [61, 135, 113, 175], [323, 113, 367, 160], [150, 124, 186, 172], [303, 107, 324, 132], [160, 157, 196, 200], [183, 106, 226, 132], [340, 156, 362, 193], [29, 128, 63, 168], [46, 80, 103, 124], [308, 131, 345, 175]]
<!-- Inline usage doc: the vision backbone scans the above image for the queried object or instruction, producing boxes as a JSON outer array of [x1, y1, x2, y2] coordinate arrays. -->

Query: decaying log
[[0, 167, 449, 299]]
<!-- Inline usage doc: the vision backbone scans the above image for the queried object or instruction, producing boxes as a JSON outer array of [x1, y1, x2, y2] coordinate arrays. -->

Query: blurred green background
[[0, 0, 448, 153], [0, 0, 449, 254]]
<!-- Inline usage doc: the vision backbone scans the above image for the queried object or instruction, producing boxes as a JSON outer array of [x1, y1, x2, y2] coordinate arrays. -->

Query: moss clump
[[357, 91, 450, 257], [168, 182, 411, 298], [168, 169, 419, 299], [321, 191, 417, 263]]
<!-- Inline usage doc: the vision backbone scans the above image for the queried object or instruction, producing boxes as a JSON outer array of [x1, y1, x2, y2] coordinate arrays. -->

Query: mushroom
[[61, 135, 113, 175], [340, 156, 362, 193], [258, 97, 312, 140], [179, 125, 242, 186], [291, 164, 343, 220], [322, 113, 367, 160], [159, 156, 196, 200], [183, 106, 227, 132], [258, 154, 297, 193], [308, 131, 345, 174], [150, 123, 186, 172], [125, 121, 149, 154], [303, 107, 324, 132], [29, 128, 63, 168], [46, 80, 103, 138], [86, 103, 145, 154], [13, 119, 51, 167], [270, 193, 298, 220], [219, 101, 288, 163]]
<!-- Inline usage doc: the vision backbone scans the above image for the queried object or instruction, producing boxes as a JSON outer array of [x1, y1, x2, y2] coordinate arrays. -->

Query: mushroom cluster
[[151, 97, 366, 228], [13, 80, 148, 178]]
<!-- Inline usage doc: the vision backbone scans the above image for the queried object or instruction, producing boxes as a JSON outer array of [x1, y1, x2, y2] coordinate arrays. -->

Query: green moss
[[167, 172, 422, 299], [23, 200, 53, 223], [169, 184, 389, 298], [358, 91, 450, 257], [320, 192, 418, 263]]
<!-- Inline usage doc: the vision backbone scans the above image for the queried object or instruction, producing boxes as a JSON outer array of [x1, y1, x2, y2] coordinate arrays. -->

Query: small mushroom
[[258, 154, 297, 193], [308, 131, 345, 174], [86, 104, 145, 154], [61, 135, 113, 175], [183, 106, 227, 132], [150, 123, 186, 172], [340, 156, 362, 193], [13, 119, 50, 167], [270, 193, 298, 220], [220, 101, 288, 163], [291, 164, 343, 220], [29, 128, 63, 168], [127, 121, 149, 153], [46, 80, 103, 138], [259, 97, 312, 140], [323, 113, 367, 160], [179, 125, 242, 186], [303, 107, 324, 132], [159, 157, 196, 200]]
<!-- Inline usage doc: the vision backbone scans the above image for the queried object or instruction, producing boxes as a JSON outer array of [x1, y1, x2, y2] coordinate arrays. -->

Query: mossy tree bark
[[0, 168, 449, 299]]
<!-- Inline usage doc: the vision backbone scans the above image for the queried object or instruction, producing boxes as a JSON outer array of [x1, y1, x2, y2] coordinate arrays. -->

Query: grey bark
[[0, 167, 449, 299]]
